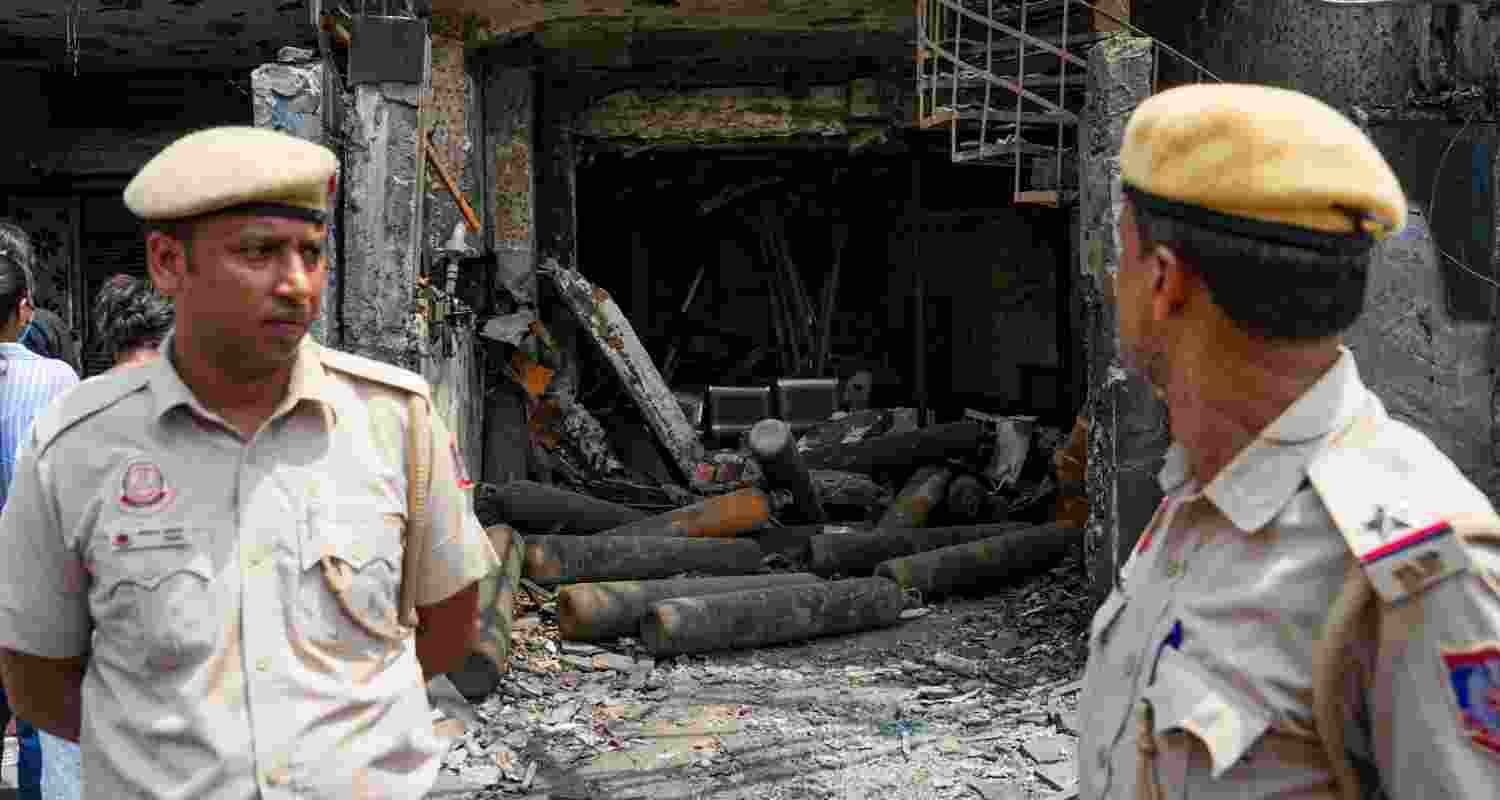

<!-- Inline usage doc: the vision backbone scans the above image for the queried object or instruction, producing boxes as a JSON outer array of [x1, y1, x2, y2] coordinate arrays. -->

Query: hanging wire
[[1428, 113, 1500, 291]]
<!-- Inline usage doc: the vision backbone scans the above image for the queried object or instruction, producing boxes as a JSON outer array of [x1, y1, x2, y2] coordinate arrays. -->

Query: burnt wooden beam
[[544, 265, 706, 482]]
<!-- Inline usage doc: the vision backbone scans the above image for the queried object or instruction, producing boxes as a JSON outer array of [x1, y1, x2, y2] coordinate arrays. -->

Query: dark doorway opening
[[574, 143, 1080, 431]]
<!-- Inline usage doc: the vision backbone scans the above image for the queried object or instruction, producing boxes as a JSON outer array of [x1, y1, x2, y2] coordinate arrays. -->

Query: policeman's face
[[150, 214, 326, 376]]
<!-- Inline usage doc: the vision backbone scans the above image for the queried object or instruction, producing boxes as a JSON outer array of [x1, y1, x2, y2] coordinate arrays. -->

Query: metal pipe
[[1057, 0, 1070, 189], [1014, 0, 1028, 198], [981, 0, 995, 151], [950, 0, 963, 159]]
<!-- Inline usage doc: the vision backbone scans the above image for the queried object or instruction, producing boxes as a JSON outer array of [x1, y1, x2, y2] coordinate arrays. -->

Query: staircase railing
[[916, 0, 1221, 204]]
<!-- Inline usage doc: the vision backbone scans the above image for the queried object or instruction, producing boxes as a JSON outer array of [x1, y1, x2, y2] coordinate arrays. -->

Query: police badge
[[118, 458, 173, 513]]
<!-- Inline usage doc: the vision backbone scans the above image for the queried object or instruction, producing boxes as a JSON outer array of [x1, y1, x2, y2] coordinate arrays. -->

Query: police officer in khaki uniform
[[1079, 84, 1500, 800], [0, 127, 501, 799]]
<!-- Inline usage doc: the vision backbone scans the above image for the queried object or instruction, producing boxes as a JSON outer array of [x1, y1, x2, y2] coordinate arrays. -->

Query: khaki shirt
[[0, 335, 501, 800], [1079, 349, 1500, 800]]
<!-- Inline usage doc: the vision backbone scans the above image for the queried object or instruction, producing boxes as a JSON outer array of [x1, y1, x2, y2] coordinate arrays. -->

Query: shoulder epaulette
[[318, 343, 430, 399], [32, 368, 151, 456], [1307, 419, 1493, 605]]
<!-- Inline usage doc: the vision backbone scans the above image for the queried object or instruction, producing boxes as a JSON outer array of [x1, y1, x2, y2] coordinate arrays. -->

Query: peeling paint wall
[[342, 79, 427, 370], [580, 87, 853, 142], [488, 68, 538, 307], [432, 0, 913, 40], [570, 76, 906, 149], [422, 35, 485, 481]]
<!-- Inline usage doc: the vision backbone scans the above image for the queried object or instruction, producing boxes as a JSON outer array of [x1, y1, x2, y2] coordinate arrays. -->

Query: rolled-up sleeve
[[0, 430, 90, 658], [412, 408, 499, 607], [1372, 539, 1500, 799]]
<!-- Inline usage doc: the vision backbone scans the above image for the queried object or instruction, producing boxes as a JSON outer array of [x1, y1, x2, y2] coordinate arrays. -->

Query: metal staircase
[[916, 0, 1220, 206]]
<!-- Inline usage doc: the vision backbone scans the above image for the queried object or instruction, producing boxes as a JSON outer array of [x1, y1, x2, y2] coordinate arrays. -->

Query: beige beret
[[124, 126, 338, 224], [1120, 83, 1406, 247]]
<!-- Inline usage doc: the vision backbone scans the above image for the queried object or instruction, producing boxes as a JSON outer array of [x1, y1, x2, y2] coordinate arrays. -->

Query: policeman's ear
[[145, 229, 191, 297], [1147, 243, 1193, 323]]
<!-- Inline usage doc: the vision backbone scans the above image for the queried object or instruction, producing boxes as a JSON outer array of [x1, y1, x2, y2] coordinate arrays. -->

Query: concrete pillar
[[252, 46, 340, 348], [341, 33, 431, 370], [1078, 36, 1167, 601], [488, 67, 538, 309], [421, 33, 484, 481], [479, 65, 538, 485]]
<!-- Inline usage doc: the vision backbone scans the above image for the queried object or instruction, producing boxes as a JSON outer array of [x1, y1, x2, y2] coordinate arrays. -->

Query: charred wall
[[1132, 2, 1500, 499]]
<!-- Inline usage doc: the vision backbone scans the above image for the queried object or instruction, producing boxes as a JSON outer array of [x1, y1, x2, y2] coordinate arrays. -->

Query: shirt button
[[1123, 654, 1139, 678], [256, 656, 271, 673]]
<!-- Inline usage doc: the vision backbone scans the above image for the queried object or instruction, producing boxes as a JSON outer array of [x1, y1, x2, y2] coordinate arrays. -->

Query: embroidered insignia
[[450, 434, 473, 490], [1442, 642, 1500, 756], [119, 459, 173, 513]]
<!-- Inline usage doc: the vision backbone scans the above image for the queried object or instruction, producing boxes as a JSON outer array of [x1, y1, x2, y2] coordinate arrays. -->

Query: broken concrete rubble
[[434, 542, 1093, 800]]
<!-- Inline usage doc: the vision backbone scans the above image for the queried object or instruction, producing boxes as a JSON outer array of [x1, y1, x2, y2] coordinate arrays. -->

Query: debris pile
[[429, 550, 1096, 799], [466, 264, 1093, 669], [437, 263, 1096, 796]]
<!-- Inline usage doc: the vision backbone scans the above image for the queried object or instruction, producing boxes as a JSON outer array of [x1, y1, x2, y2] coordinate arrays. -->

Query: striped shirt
[[0, 342, 77, 509]]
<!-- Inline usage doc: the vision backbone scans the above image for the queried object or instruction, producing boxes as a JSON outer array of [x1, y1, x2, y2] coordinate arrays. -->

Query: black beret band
[[210, 202, 327, 225], [1122, 183, 1377, 256]]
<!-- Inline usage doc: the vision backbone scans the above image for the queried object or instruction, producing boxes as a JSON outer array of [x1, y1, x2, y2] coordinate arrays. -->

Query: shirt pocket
[[295, 511, 408, 656], [88, 529, 221, 673], [1140, 648, 1274, 796]]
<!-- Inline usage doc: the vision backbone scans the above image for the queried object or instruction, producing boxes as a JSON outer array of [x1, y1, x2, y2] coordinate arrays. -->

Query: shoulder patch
[[1441, 641, 1500, 758], [32, 368, 151, 456], [318, 343, 429, 399], [1309, 444, 1489, 606]]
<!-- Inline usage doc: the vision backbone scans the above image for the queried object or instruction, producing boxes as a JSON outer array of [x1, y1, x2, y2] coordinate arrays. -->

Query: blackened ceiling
[[1, 0, 317, 73]]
